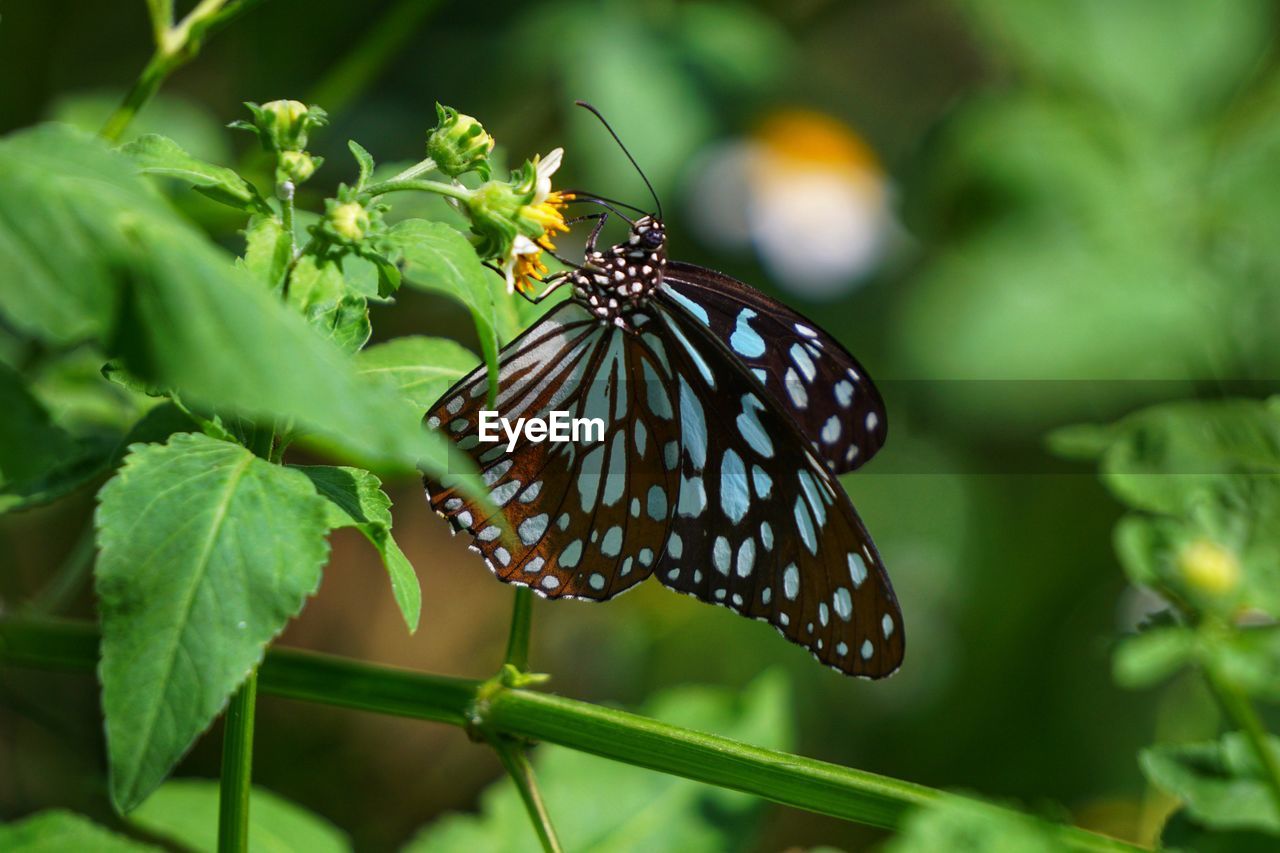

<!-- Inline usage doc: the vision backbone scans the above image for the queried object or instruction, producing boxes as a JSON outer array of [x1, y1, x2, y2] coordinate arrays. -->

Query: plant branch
[[101, 0, 269, 142], [361, 178, 471, 202], [218, 670, 258, 853], [489, 735, 563, 853], [0, 619, 1144, 853]]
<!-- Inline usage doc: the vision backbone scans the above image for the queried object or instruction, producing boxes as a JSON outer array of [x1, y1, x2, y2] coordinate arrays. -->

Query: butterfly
[[424, 112, 902, 678]]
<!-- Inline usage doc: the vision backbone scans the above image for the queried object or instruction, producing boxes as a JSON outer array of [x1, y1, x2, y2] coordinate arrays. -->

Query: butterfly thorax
[[569, 215, 667, 328]]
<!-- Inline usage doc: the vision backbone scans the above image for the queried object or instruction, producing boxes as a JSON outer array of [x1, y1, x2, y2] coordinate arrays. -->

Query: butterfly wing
[[425, 302, 681, 600], [649, 289, 904, 678], [662, 261, 887, 474]]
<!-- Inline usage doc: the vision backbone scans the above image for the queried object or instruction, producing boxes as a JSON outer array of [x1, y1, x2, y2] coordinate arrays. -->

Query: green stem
[[218, 671, 258, 853], [100, 0, 268, 142], [307, 0, 444, 118], [0, 620, 1144, 852], [100, 52, 173, 143], [1205, 665, 1280, 817], [489, 735, 563, 853], [362, 178, 471, 201], [281, 194, 296, 254], [504, 587, 534, 672]]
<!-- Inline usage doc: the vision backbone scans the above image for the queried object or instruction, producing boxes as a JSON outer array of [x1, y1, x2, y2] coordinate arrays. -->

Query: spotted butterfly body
[[425, 216, 903, 678]]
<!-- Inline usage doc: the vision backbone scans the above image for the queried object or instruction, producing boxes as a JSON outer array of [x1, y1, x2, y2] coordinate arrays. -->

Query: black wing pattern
[[425, 302, 680, 601], [647, 292, 904, 677], [662, 261, 887, 474]]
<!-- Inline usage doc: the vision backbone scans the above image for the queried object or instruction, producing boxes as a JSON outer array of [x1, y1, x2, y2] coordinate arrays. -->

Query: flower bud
[[464, 179, 527, 258], [233, 100, 329, 152], [329, 201, 370, 243], [426, 103, 495, 179], [1177, 538, 1241, 597], [278, 150, 322, 185], [315, 187, 387, 249]]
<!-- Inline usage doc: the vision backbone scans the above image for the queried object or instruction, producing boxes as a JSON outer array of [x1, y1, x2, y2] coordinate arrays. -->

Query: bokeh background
[[3, 0, 1279, 849]]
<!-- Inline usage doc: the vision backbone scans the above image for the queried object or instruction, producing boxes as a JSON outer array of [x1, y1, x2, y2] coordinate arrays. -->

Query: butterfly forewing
[[661, 262, 887, 474], [425, 302, 681, 600], [649, 296, 904, 677]]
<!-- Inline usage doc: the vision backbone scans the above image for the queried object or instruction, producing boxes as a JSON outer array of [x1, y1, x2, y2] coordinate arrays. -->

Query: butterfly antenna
[[563, 194, 636, 225], [574, 100, 664, 220]]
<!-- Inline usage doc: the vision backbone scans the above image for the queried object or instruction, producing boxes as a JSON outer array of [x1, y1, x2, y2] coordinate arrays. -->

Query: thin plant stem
[[281, 194, 296, 254], [1204, 665, 1280, 818], [218, 671, 258, 853], [362, 178, 471, 201], [489, 735, 563, 853], [307, 0, 444, 118], [0, 620, 1146, 853], [505, 587, 534, 671], [100, 0, 269, 142]]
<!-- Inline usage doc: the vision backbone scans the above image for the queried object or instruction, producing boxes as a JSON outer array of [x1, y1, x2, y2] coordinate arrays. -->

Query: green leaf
[[405, 671, 794, 852], [389, 220, 500, 401], [355, 336, 478, 414], [349, 140, 375, 192], [286, 256, 371, 354], [1112, 626, 1195, 689], [885, 796, 1067, 853], [95, 432, 332, 812], [1161, 808, 1279, 853], [120, 134, 267, 212], [241, 214, 293, 290], [1141, 733, 1280, 834], [0, 810, 159, 852], [128, 779, 350, 853], [296, 465, 421, 632], [49, 92, 232, 164], [0, 124, 478, 484], [1089, 399, 1280, 516], [0, 362, 115, 514], [1202, 626, 1280, 702], [0, 361, 81, 484]]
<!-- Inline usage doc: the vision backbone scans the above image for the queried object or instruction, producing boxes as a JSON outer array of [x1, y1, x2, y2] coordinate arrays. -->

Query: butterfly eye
[[640, 229, 663, 249]]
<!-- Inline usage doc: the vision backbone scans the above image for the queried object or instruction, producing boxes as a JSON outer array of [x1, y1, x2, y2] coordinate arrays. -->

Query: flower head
[[233, 99, 329, 153], [1177, 538, 1241, 598], [426, 103, 496, 180], [463, 148, 572, 295], [314, 185, 387, 250]]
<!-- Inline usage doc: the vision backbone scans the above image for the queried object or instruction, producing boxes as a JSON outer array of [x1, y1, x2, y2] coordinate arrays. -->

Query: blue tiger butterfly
[[424, 108, 903, 678]]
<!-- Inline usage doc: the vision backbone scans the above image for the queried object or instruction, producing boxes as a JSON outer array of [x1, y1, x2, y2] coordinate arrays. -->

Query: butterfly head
[[629, 215, 666, 251], [573, 215, 667, 324]]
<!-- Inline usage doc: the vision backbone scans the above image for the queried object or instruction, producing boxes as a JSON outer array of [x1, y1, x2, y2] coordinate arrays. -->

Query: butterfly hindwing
[[649, 294, 904, 678], [425, 302, 680, 600], [661, 262, 887, 474]]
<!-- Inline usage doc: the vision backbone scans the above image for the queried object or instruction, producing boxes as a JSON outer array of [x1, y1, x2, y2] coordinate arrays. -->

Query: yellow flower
[[499, 149, 573, 295], [1177, 538, 1241, 597]]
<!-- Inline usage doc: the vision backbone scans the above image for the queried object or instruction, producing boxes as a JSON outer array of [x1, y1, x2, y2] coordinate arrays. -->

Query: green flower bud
[[232, 100, 329, 152], [464, 178, 531, 259], [277, 150, 322, 186], [426, 103, 495, 179], [314, 186, 387, 250], [330, 201, 370, 243]]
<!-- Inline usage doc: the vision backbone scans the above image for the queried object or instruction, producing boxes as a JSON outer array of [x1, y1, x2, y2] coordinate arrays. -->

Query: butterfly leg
[[521, 272, 572, 305]]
